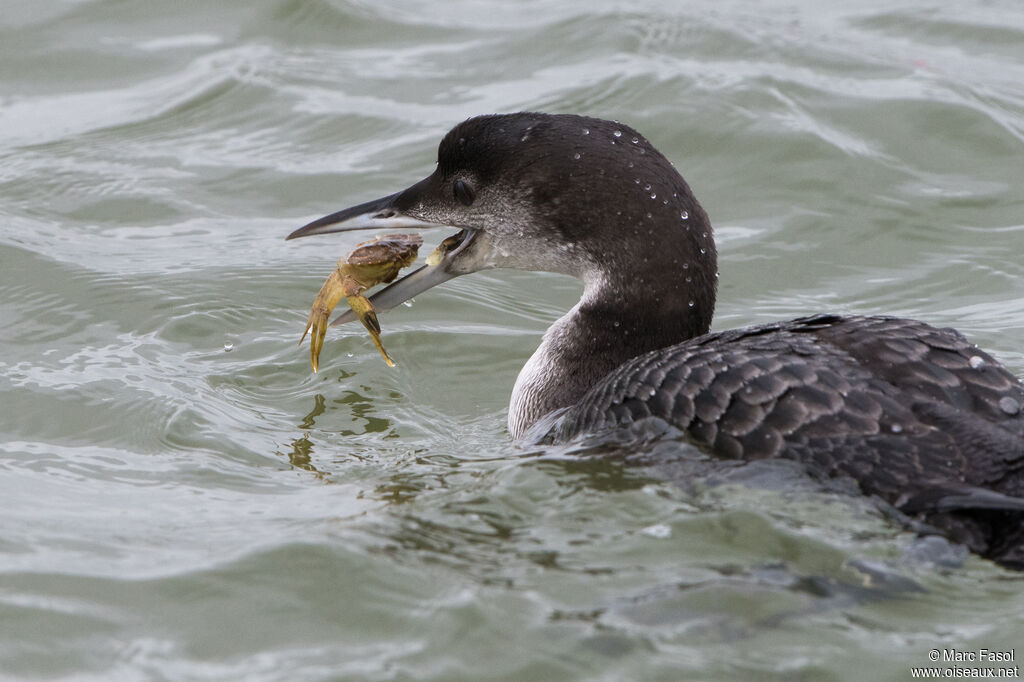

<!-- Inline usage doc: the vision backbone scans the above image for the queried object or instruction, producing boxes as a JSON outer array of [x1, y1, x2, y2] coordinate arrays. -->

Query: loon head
[[287, 112, 717, 341]]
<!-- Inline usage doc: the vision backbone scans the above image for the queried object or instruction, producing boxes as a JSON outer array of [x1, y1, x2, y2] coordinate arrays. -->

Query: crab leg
[[345, 295, 395, 367]]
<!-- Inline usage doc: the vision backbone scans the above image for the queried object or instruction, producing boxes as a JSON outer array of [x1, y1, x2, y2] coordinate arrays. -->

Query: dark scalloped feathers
[[545, 314, 1024, 568]]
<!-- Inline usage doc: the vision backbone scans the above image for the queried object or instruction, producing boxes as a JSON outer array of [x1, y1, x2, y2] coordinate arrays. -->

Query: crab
[[300, 233, 423, 371]]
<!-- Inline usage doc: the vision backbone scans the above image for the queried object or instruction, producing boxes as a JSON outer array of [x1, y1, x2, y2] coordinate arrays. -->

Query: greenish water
[[2, 1, 1024, 680]]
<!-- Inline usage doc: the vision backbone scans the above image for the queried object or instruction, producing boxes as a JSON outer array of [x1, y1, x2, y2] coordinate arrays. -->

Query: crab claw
[[300, 269, 347, 372], [345, 294, 395, 367]]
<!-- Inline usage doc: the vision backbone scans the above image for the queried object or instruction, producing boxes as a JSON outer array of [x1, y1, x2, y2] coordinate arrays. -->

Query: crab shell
[[339, 233, 423, 295]]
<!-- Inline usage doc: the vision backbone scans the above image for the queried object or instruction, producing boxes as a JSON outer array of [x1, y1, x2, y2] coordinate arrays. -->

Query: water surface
[[2, 1, 1024, 679]]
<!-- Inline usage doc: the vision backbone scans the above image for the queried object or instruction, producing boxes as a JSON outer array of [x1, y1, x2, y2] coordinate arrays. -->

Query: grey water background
[[2, 0, 1024, 679]]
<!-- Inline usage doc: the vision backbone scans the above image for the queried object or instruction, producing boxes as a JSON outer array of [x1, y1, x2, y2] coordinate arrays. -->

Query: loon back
[[287, 112, 1024, 569], [546, 314, 1024, 567]]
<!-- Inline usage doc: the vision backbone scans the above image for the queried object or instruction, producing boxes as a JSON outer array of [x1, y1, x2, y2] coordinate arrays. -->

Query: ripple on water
[[2, 0, 1024, 679]]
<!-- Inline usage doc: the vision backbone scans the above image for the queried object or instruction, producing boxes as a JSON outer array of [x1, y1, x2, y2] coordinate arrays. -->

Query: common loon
[[287, 112, 1024, 569]]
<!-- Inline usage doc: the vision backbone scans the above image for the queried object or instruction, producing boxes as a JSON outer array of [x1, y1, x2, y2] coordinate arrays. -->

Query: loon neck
[[508, 257, 717, 438]]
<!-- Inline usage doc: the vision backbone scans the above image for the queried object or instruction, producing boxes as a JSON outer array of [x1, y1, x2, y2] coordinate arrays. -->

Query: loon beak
[[287, 185, 479, 326], [286, 190, 434, 240]]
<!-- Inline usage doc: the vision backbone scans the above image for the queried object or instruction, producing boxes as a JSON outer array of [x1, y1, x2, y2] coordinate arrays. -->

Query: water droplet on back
[[613, 130, 622, 138], [999, 396, 1021, 415], [969, 356, 985, 369], [680, 211, 689, 220]]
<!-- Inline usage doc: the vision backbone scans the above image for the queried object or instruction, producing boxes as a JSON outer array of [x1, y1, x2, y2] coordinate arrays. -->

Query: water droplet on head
[[573, 152, 581, 160], [613, 130, 622, 138], [631, 136, 639, 144], [687, 300, 695, 308], [682, 263, 689, 270], [969, 356, 985, 369], [891, 423, 903, 434], [582, 127, 590, 135], [643, 184, 651, 191], [646, 212, 652, 219], [650, 193, 657, 199], [999, 396, 1021, 415], [613, 320, 621, 328], [699, 248, 706, 255], [680, 211, 689, 220]]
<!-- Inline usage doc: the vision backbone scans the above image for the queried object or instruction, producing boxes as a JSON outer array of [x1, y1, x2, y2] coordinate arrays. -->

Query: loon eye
[[453, 179, 476, 206]]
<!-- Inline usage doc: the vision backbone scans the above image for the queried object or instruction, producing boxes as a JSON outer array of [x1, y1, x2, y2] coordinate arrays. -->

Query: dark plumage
[[287, 112, 1024, 569], [547, 314, 1024, 566]]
